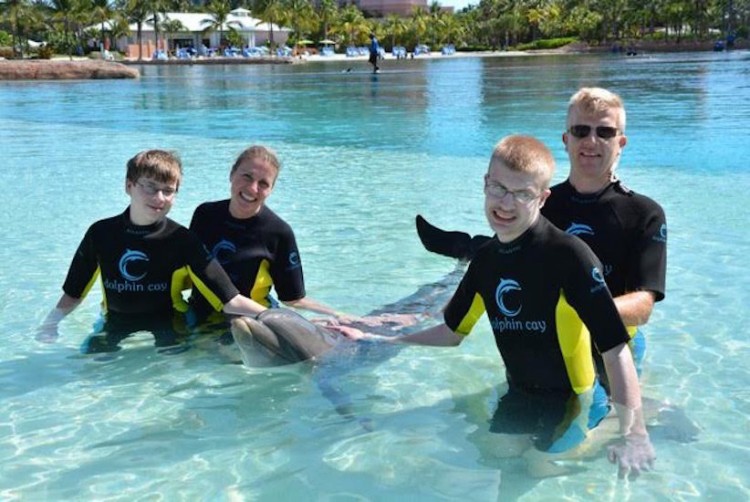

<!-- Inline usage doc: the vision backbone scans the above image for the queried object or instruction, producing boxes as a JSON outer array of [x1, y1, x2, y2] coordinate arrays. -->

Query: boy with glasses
[[336, 135, 655, 479], [417, 87, 667, 386], [36, 149, 268, 353]]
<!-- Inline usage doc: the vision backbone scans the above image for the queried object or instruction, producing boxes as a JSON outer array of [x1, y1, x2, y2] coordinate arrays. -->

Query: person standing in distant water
[[368, 33, 380, 74], [189, 145, 343, 322]]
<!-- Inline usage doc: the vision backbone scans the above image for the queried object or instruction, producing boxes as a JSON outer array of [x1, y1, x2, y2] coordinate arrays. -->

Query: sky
[[439, 0, 476, 12]]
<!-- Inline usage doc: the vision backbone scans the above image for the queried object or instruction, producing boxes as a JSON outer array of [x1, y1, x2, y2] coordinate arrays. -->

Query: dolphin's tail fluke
[[416, 215, 492, 261]]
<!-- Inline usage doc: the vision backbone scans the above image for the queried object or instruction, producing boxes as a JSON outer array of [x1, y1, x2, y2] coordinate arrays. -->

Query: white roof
[[103, 11, 289, 34]]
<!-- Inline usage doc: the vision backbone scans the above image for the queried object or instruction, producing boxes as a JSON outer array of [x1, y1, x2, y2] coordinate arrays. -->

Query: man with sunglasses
[[417, 87, 667, 388], [338, 135, 656, 479]]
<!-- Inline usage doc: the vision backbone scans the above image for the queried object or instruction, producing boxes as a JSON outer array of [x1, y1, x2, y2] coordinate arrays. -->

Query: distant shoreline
[[2, 41, 745, 80], [119, 39, 747, 65]]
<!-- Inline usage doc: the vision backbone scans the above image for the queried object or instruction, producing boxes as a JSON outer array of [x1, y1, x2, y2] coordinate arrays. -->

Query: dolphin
[[231, 309, 339, 365]]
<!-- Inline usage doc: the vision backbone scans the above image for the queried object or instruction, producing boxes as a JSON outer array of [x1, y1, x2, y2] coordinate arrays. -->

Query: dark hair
[[126, 150, 182, 187]]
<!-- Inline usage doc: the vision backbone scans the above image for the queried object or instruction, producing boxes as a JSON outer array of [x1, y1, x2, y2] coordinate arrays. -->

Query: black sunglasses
[[568, 125, 619, 139]]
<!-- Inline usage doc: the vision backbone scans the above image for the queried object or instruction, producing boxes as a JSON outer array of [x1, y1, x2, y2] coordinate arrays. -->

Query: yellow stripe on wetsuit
[[555, 291, 596, 395], [249, 259, 274, 308], [180, 266, 225, 313], [454, 293, 486, 336]]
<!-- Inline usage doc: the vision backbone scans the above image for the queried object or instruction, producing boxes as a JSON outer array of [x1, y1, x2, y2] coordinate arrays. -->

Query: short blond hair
[[126, 150, 182, 187], [568, 87, 626, 131], [490, 135, 555, 188], [231, 145, 281, 179]]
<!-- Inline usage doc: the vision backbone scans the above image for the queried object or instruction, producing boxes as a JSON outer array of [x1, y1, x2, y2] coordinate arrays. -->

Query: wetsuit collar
[[225, 199, 267, 224], [122, 207, 167, 235], [565, 179, 619, 203], [494, 218, 544, 254]]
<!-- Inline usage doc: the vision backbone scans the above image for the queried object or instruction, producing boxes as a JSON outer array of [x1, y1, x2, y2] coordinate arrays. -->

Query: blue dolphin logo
[[592, 267, 605, 284], [211, 239, 237, 264], [495, 278, 522, 317], [565, 222, 595, 237], [119, 249, 149, 281]]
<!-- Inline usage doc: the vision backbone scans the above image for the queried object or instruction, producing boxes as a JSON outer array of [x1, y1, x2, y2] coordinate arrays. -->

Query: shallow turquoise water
[[1, 51, 749, 500]]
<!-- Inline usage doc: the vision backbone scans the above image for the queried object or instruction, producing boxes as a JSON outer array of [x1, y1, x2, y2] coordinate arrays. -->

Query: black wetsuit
[[62, 208, 239, 352], [543, 180, 666, 302], [418, 179, 666, 382], [443, 217, 630, 450], [189, 201, 305, 316]]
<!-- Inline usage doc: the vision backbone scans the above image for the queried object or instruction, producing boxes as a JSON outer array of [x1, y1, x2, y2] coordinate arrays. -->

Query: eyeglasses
[[484, 180, 539, 204], [568, 125, 619, 139], [136, 181, 178, 198]]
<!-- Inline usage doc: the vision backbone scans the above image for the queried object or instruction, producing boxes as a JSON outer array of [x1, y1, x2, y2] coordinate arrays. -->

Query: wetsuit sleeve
[[562, 242, 630, 355], [183, 231, 239, 311], [269, 228, 306, 302], [631, 203, 667, 301], [188, 203, 207, 233], [62, 225, 100, 300], [443, 264, 486, 336]]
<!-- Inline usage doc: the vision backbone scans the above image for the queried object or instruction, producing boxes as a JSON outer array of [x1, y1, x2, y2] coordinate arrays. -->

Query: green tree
[[146, 0, 169, 53], [435, 10, 464, 45], [201, 0, 238, 47], [333, 4, 367, 45], [315, 0, 337, 42], [253, 0, 285, 51], [122, 0, 149, 60], [90, 0, 114, 49], [285, 0, 314, 46], [1, 0, 40, 57], [409, 6, 429, 46], [43, 0, 87, 58], [384, 13, 406, 48], [160, 16, 184, 51]]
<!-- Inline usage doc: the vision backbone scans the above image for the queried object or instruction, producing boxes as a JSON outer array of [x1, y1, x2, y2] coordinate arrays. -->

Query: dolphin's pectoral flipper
[[416, 215, 491, 261]]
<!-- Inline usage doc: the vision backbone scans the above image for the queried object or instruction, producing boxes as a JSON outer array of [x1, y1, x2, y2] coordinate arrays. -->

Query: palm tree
[[316, 0, 338, 42], [253, 0, 285, 51], [44, 0, 86, 58], [384, 13, 406, 48], [409, 6, 429, 46], [107, 15, 131, 53], [333, 4, 367, 45], [123, 0, 150, 60], [436, 11, 464, 46], [1, 0, 39, 57], [427, 1, 443, 46], [285, 0, 314, 47], [90, 0, 114, 50], [146, 0, 168, 54], [160, 16, 185, 52], [202, 0, 237, 48]]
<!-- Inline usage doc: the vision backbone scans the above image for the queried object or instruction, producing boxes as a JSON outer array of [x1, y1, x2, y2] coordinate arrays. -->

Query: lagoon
[[1, 51, 749, 499]]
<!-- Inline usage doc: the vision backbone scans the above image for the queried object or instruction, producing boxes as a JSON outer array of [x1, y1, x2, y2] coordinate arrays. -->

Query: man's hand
[[327, 325, 371, 341], [607, 433, 655, 479], [35, 325, 59, 344]]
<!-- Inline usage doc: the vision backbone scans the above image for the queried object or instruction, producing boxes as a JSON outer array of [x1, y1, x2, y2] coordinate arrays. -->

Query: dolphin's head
[[231, 309, 338, 366]]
